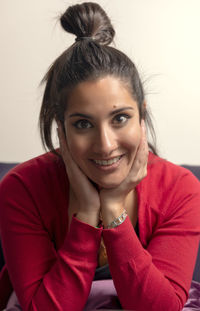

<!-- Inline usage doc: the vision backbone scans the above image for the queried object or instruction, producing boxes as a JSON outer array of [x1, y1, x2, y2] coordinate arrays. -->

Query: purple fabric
[[182, 281, 200, 310], [6, 291, 22, 310], [84, 280, 200, 311], [5, 280, 200, 310], [5, 281, 121, 311], [84, 280, 200, 310], [83, 279, 121, 310]]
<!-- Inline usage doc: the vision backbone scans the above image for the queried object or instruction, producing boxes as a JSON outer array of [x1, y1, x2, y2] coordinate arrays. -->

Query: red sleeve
[[0, 173, 102, 311], [102, 172, 200, 311]]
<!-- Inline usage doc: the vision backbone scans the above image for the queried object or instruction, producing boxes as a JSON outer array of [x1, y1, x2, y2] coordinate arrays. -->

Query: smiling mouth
[[91, 155, 123, 166]]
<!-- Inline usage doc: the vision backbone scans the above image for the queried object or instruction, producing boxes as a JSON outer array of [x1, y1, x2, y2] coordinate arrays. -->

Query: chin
[[93, 178, 124, 190], [87, 169, 129, 189]]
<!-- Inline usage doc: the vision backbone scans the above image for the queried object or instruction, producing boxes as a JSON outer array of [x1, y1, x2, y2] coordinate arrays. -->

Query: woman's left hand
[[100, 120, 148, 212]]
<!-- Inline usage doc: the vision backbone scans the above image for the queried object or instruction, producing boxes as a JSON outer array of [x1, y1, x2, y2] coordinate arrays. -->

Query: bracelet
[[106, 209, 128, 229]]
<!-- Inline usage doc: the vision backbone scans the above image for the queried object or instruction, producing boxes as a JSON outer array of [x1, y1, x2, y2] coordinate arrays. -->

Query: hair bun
[[60, 2, 115, 45]]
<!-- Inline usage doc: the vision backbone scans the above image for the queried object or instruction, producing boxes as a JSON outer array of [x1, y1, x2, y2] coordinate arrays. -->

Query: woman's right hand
[[57, 123, 101, 227]]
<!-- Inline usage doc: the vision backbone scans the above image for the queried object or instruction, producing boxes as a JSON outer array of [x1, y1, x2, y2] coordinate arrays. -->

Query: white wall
[[1, 0, 200, 164]]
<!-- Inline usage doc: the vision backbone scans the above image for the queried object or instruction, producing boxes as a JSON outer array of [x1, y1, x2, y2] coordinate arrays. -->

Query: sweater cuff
[[102, 216, 145, 265], [62, 215, 102, 262]]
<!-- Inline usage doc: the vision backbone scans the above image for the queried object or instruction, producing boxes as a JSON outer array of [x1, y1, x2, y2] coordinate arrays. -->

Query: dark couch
[[0, 162, 200, 282]]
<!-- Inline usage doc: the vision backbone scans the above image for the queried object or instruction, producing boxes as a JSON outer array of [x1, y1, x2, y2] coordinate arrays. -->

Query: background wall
[[0, 0, 200, 164]]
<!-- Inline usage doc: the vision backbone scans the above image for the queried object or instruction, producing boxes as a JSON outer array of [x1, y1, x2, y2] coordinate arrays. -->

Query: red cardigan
[[0, 152, 200, 311]]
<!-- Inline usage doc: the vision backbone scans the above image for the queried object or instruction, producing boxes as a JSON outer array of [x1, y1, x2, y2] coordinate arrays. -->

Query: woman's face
[[64, 76, 142, 188]]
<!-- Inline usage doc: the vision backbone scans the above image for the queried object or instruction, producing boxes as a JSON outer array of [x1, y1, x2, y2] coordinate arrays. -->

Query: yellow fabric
[[98, 238, 108, 267]]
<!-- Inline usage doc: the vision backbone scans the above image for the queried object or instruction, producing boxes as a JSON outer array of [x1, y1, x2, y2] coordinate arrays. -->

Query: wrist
[[106, 209, 127, 229], [100, 193, 125, 212], [101, 205, 125, 228], [75, 210, 100, 227]]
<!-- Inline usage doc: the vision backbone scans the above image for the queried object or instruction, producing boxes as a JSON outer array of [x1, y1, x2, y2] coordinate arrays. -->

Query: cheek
[[66, 132, 89, 161], [122, 124, 142, 151]]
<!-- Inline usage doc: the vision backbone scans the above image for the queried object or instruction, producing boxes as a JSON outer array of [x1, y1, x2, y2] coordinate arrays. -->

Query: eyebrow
[[68, 107, 134, 119]]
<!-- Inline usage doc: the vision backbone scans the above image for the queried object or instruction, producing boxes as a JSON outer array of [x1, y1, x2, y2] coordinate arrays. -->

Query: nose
[[92, 126, 118, 157]]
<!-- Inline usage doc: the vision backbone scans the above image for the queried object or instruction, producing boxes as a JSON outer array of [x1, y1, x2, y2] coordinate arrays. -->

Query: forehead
[[65, 76, 138, 114]]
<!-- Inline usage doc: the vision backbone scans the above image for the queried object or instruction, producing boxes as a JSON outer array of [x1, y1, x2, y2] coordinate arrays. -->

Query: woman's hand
[[57, 123, 101, 226], [100, 120, 148, 213]]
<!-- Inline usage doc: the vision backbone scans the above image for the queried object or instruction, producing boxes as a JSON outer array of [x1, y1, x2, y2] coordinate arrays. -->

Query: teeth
[[93, 156, 121, 166]]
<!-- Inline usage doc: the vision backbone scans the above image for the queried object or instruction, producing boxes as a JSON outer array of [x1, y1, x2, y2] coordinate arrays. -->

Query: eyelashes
[[112, 114, 131, 124], [72, 113, 132, 130], [73, 119, 93, 129]]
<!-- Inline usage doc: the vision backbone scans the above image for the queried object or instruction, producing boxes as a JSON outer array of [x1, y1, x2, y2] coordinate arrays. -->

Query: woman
[[0, 2, 200, 311]]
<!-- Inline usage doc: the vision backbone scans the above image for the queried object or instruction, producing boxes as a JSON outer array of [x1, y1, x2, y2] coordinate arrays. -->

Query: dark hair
[[39, 2, 157, 155]]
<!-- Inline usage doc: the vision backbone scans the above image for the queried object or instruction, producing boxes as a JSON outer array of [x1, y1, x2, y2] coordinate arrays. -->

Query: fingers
[[57, 123, 92, 185], [57, 123, 79, 180], [138, 119, 149, 163], [57, 122, 69, 160], [122, 120, 148, 189], [57, 123, 100, 210], [133, 119, 148, 174]]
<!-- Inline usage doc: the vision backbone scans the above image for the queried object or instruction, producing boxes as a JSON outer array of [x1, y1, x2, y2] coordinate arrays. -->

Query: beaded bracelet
[[106, 209, 128, 229]]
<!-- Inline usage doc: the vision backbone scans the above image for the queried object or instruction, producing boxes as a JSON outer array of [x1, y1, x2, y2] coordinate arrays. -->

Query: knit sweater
[[0, 151, 200, 311]]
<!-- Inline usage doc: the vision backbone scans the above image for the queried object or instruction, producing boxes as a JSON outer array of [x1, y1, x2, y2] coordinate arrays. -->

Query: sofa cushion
[[0, 163, 18, 181], [182, 165, 200, 180]]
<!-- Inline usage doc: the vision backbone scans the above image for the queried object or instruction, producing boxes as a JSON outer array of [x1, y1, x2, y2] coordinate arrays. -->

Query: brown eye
[[73, 119, 93, 129], [113, 114, 131, 124]]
